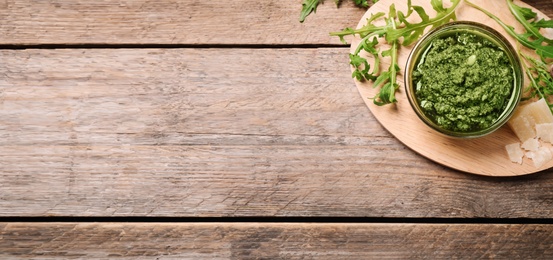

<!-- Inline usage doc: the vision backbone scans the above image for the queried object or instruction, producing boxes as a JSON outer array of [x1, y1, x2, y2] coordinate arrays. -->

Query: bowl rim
[[403, 21, 523, 138]]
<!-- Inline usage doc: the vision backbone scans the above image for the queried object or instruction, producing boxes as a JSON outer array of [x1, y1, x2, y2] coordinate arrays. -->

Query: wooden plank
[[1, 0, 550, 46], [1, 222, 553, 259], [0, 0, 367, 45], [2, 48, 553, 218], [0, 48, 384, 143]]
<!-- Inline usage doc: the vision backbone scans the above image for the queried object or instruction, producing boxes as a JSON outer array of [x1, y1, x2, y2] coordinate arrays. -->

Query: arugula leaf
[[336, 0, 372, 8], [300, 0, 320, 23], [506, 0, 553, 45], [430, 0, 446, 13], [353, 0, 369, 8], [387, 0, 459, 46], [300, 0, 378, 23], [512, 5, 537, 20], [331, 12, 386, 44], [465, 0, 553, 60], [533, 19, 553, 29], [372, 41, 400, 105], [348, 31, 382, 81], [371, 5, 399, 105], [350, 54, 374, 81], [329, 0, 460, 106]]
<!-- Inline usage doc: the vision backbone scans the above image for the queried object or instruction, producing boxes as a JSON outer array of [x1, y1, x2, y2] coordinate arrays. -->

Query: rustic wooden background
[[1, 0, 553, 258]]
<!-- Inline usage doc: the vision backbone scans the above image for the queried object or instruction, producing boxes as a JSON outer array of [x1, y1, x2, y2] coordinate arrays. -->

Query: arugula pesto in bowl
[[405, 21, 522, 138]]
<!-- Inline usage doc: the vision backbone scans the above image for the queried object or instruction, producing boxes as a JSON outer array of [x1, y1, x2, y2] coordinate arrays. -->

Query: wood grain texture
[[0, 0, 549, 46], [3, 48, 553, 218], [2, 222, 553, 259], [352, 0, 553, 176], [0, 0, 367, 45]]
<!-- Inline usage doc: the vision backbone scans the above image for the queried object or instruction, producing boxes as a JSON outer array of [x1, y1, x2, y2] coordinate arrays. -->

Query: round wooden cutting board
[[351, 0, 553, 176]]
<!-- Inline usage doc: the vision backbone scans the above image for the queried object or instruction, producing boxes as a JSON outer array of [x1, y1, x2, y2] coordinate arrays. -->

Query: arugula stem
[[465, 0, 553, 59], [385, 0, 460, 45], [353, 30, 385, 77], [385, 25, 400, 104], [522, 54, 545, 99], [329, 13, 388, 38], [464, 1, 524, 44], [520, 52, 553, 113], [507, 0, 553, 45], [353, 30, 386, 54]]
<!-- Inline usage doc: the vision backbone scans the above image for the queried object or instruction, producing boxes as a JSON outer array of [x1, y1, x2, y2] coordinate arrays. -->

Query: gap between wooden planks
[[1, 222, 553, 259]]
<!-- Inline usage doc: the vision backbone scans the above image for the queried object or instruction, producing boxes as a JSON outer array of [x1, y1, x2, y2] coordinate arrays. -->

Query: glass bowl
[[404, 21, 523, 138]]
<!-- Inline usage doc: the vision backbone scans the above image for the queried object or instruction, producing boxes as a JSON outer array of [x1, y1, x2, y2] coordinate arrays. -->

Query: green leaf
[[403, 0, 414, 18], [360, 35, 380, 54], [513, 5, 537, 20], [533, 18, 553, 29], [373, 82, 399, 105], [385, 0, 460, 45], [412, 5, 430, 22], [366, 11, 387, 24], [299, 0, 320, 23], [329, 12, 386, 44], [349, 53, 377, 81], [430, 0, 446, 13], [335, 27, 355, 44], [301, 0, 377, 22], [536, 46, 553, 59], [353, 0, 369, 8], [348, 33, 381, 81], [372, 23, 400, 105], [466, 0, 553, 59], [506, 0, 553, 45]]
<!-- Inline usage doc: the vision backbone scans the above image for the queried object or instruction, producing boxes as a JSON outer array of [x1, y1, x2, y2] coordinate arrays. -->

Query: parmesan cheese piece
[[521, 138, 540, 151], [536, 123, 553, 143], [528, 146, 553, 168], [508, 98, 553, 142], [505, 143, 524, 164], [506, 99, 553, 168]]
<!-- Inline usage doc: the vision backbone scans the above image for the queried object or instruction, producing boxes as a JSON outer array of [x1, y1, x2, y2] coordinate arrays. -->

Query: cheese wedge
[[506, 99, 553, 167], [526, 146, 553, 168], [508, 98, 553, 142], [536, 123, 553, 143], [521, 138, 540, 152], [505, 143, 524, 164]]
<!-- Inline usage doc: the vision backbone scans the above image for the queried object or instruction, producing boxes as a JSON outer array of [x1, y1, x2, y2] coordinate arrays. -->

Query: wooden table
[[1, 0, 553, 258]]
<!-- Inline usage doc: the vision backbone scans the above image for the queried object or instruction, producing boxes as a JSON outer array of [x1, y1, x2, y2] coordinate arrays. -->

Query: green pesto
[[413, 31, 514, 132]]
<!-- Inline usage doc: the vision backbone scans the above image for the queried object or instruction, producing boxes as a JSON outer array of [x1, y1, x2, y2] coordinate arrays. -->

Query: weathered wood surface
[[2, 222, 553, 259], [0, 0, 367, 45], [0, 0, 550, 45], [2, 0, 553, 258], [3, 48, 553, 218]]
